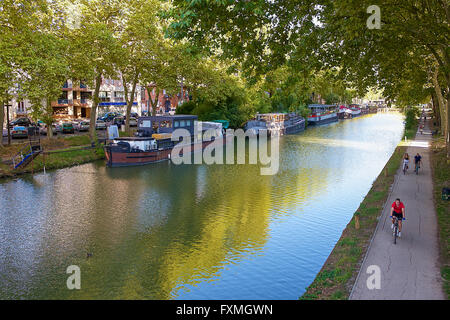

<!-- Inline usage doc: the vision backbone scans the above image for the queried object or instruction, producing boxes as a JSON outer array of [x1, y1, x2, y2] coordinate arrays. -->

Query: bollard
[[43, 151, 46, 174]]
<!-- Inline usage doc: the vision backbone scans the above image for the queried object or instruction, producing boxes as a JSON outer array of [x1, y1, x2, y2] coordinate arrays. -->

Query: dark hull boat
[[307, 104, 339, 126], [105, 139, 218, 167], [244, 112, 305, 136], [105, 115, 226, 167]]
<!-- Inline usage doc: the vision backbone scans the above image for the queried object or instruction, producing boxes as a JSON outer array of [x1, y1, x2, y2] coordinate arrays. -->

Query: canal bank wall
[[300, 144, 407, 300]]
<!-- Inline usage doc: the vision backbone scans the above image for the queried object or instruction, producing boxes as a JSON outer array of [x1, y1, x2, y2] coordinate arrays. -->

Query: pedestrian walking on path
[[350, 118, 445, 300]]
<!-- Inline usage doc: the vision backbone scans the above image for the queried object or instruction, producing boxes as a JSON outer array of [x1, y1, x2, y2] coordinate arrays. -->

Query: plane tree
[[167, 0, 450, 154], [69, 0, 124, 142], [0, 0, 51, 143]]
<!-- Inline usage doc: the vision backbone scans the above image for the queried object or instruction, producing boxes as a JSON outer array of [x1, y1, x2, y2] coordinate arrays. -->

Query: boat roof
[[114, 137, 153, 141], [138, 115, 197, 121], [308, 104, 337, 108]]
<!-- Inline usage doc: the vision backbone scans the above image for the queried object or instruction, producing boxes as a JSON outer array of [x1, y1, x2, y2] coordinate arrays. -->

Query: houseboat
[[347, 104, 362, 118], [244, 112, 305, 136], [368, 104, 378, 114], [338, 105, 347, 119], [307, 104, 338, 125], [104, 115, 225, 167], [360, 105, 369, 115]]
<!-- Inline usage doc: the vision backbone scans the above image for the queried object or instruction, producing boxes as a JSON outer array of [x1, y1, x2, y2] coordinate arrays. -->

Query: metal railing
[[12, 144, 33, 169], [57, 99, 73, 105]]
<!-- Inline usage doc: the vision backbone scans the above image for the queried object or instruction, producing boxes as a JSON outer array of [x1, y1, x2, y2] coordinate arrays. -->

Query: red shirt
[[392, 202, 405, 213]]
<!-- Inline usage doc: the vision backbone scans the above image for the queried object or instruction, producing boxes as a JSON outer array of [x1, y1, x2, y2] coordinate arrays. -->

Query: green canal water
[[0, 112, 404, 299]]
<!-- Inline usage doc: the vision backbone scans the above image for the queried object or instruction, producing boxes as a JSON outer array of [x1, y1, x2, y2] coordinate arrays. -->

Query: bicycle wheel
[[394, 224, 398, 244]]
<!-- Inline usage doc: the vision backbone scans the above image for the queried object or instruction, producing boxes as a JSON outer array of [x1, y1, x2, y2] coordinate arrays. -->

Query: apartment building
[[54, 78, 143, 119], [4, 78, 188, 122], [6, 97, 32, 119]]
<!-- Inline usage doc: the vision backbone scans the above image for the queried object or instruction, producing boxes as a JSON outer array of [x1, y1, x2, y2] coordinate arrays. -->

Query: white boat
[[307, 104, 338, 125], [244, 113, 305, 136]]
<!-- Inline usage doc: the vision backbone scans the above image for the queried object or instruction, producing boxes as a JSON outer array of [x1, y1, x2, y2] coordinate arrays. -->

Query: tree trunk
[[432, 66, 447, 138], [46, 97, 53, 138], [447, 95, 450, 158], [147, 85, 159, 117], [431, 91, 440, 128], [89, 74, 102, 143], [0, 101, 4, 146], [125, 72, 139, 136]]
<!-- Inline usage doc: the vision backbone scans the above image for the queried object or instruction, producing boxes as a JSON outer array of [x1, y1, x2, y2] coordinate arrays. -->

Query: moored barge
[[105, 115, 224, 167], [307, 104, 338, 125], [244, 112, 305, 136]]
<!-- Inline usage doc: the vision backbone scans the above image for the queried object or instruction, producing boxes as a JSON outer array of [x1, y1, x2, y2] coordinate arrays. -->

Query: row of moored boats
[[105, 104, 377, 167]]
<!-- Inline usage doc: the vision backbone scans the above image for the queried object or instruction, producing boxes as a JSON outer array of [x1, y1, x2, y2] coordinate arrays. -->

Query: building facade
[[53, 78, 143, 119], [4, 79, 190, 122]]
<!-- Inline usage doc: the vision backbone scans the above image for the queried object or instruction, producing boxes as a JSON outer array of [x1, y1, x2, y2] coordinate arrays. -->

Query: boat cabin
[[308, 104, 337, 115], [137, 115, 197, 137], [256, 113, 290, 122]]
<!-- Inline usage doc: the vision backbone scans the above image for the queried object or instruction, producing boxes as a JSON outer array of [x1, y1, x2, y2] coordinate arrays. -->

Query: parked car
[[62, 122, 75, 134], [53, 123, 62, 133], [39, 124, 57, 136], [95, 119, 107, 130], [10, 117, 32, 127], [11, 126, 28, 139], [113, 116, 125, 126], [77, 121, 90, 132], [127, 117, 138, 127], [101, 112, 122, 122]]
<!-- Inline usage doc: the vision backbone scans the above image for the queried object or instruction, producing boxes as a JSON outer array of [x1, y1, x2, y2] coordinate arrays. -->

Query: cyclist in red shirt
[[390, 198, 406, 237]]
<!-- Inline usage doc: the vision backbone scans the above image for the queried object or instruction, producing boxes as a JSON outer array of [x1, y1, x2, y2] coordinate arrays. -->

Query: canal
[[0, 112, 404, 299]]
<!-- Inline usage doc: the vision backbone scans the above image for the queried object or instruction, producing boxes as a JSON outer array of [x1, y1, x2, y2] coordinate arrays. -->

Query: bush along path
[[430, 133, 450, 299]]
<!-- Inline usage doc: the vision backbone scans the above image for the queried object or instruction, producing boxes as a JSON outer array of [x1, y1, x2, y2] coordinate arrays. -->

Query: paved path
[[350, 117, 445, 300]]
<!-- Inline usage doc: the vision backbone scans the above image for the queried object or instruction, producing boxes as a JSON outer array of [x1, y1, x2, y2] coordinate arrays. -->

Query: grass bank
[[0, 135, 105, 179], [300, 145, 406, 300], [430, 135, 450, 299]]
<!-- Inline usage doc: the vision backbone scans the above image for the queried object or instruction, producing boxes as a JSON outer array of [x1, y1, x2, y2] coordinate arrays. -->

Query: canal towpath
[[350, 118, 445, 299]]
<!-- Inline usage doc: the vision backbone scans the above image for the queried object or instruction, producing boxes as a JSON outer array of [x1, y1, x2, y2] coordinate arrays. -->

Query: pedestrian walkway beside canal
[[350, 118, 445, 299]]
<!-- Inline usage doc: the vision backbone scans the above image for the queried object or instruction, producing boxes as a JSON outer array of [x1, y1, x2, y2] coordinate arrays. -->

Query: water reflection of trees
[[65, 162, 273, 299]]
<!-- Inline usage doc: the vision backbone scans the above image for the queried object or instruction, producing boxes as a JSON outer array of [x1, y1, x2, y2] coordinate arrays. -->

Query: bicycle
[[391, 216, 405, 244], [403, 161, 409, 175], [391, 216, 399, 244], [393, 216, 399, 244]]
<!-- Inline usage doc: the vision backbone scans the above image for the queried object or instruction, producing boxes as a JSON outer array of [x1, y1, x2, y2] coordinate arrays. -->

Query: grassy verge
[[300, 145, 406, 300], [0, 134, 105, 179], [430, 135, 450, 299]]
